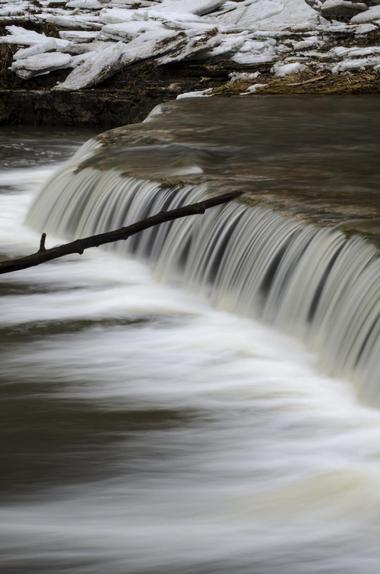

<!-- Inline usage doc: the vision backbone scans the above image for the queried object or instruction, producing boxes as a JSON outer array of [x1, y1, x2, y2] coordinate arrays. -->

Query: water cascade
[[27, 123, 380, 404]]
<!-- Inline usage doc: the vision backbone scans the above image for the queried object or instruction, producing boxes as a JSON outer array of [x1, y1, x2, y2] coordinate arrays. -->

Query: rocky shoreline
[[0, 0, 379, 126]]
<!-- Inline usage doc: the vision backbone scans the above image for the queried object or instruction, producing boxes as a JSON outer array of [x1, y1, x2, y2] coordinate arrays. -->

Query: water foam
[[27, 145, 380, 403]]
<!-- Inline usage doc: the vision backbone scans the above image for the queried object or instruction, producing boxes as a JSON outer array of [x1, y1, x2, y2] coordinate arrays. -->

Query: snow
[[351, 5, 380, 24], [176, 88, 213, 98], [291, 36, 322, 50], [14, 39, 67, 61], [41, 14, 103, 30], [67, 0, 102, 8], [232, 38, 278, 64], [0, 2, 29, 16], [120, 29, 184, 63], [11, 52, 73, 79], [229, 71, 261, 82], [157, 28, 220, 64], [0, 0, 378, 90], [240, 82, 267, 94], [101, 20, 163, 40], [55, 41, 126, 90], [0, 26, 50, 46], [354, 23, 377, 35], [217, 0, 319, 30], [59, 31, 99, 42], [331, 55, 380, 72], [208, 33, 246, 57], [159, 0, 226, 16], [331, 46, 380, 59], [272, 61, 307, 76]]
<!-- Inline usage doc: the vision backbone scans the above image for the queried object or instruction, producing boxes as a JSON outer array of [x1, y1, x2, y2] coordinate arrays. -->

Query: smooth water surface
[[1, 117, 380, 574]]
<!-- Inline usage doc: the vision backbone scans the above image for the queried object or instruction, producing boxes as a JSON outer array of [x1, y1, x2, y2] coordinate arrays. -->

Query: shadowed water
[[1, 101, 380, 574]]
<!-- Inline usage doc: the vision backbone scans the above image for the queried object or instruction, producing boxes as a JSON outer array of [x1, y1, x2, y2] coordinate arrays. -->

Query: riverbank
[[1, 0, 379, 126], [1, 61, 379, 127]]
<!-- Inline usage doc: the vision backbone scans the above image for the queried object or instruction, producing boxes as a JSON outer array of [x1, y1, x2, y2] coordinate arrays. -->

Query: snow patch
[[351, 5, 380, 24], [240, 82, 267, 94], [11, 52, 73, 79], [176, 88, 213, 98], [272, 61, 307, 75], [55, 41, 126, 90]]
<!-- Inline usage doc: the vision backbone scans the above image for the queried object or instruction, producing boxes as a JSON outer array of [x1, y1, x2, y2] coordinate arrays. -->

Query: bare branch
[[38, 232, 47, 253], [0, 191, 243, 275]]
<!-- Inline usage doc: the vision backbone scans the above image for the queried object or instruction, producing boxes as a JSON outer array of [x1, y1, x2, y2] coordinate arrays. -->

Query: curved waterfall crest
[[26, 143, 380, 403]]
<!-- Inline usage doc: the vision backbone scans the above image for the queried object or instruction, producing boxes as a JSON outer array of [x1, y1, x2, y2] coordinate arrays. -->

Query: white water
[[2, 138, 380, 573], [28, 154, 380, 403]]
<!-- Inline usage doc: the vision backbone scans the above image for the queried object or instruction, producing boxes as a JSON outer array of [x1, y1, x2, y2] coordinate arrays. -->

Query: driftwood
[[0, 191, 242, 275]]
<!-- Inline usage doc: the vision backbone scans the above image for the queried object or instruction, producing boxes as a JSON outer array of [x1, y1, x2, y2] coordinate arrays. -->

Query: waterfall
[[26, 139, 380, 404]]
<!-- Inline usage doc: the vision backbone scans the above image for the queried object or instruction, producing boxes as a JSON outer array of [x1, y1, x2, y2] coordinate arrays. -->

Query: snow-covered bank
[[0, 0, 379, 96]]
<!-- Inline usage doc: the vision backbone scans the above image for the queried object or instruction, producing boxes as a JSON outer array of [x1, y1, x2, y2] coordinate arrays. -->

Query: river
[[1, 102, 380, 574]]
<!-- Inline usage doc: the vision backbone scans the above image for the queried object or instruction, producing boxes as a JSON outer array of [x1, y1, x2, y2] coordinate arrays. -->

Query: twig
[[287, 75, 327, 87], [38, 232, 47, 253], [0, 190, 243, 275]]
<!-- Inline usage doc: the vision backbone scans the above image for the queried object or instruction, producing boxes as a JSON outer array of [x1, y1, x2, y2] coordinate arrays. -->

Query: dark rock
[[0, 89, 162, 127]]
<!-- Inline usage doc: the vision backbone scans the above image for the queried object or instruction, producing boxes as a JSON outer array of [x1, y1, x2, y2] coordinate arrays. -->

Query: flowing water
[[1, 99, 380, 574]]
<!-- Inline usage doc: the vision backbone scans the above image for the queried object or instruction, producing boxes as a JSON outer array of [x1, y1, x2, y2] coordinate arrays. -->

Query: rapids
[[27, 97, 380, 402], [1, 99, 380, 574]]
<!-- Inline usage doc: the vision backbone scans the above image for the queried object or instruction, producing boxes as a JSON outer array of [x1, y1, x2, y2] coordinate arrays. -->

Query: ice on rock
[[272, 61, 307, 75], [331, 45, 380, 58], [354, 23, 378, 34], [330, 44, 380, 71], [217, 0, 319, 30], [143, 7, 206, 26], [99, 8, 140, 24], [54, 41, 126, 90], [332, 55, 380, 72], [176, 88, 213, 98], [11, 52, 73, 79], [159, 0, 226, 16], [0, 0, 378, 90], [66, 40, 117, 56], [0, 26, 51, 46], [41, 14, 103, 30], [351, 5, 380, 23], [240, 82, 267, 94], [158, 28, 220, 63], [67, 0, 102, 8], [14, 39, 69, 60], [232, 38, 278, 65], [291, 36, 322, 50], [229, 70, 261, 82], [101, 20, 163, 41], [59, 31, 99, 42], [0, 2, 29, 16], [120, 29, 185, 62], [0, 25, 71, 50], [208, 32, 246, 57]]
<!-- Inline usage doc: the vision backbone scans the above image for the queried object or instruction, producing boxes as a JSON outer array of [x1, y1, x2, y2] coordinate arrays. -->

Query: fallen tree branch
[[0, 191, 243, 275]]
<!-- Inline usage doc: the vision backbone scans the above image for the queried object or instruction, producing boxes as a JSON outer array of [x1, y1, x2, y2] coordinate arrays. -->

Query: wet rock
[[0, 87, 163, 127]]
